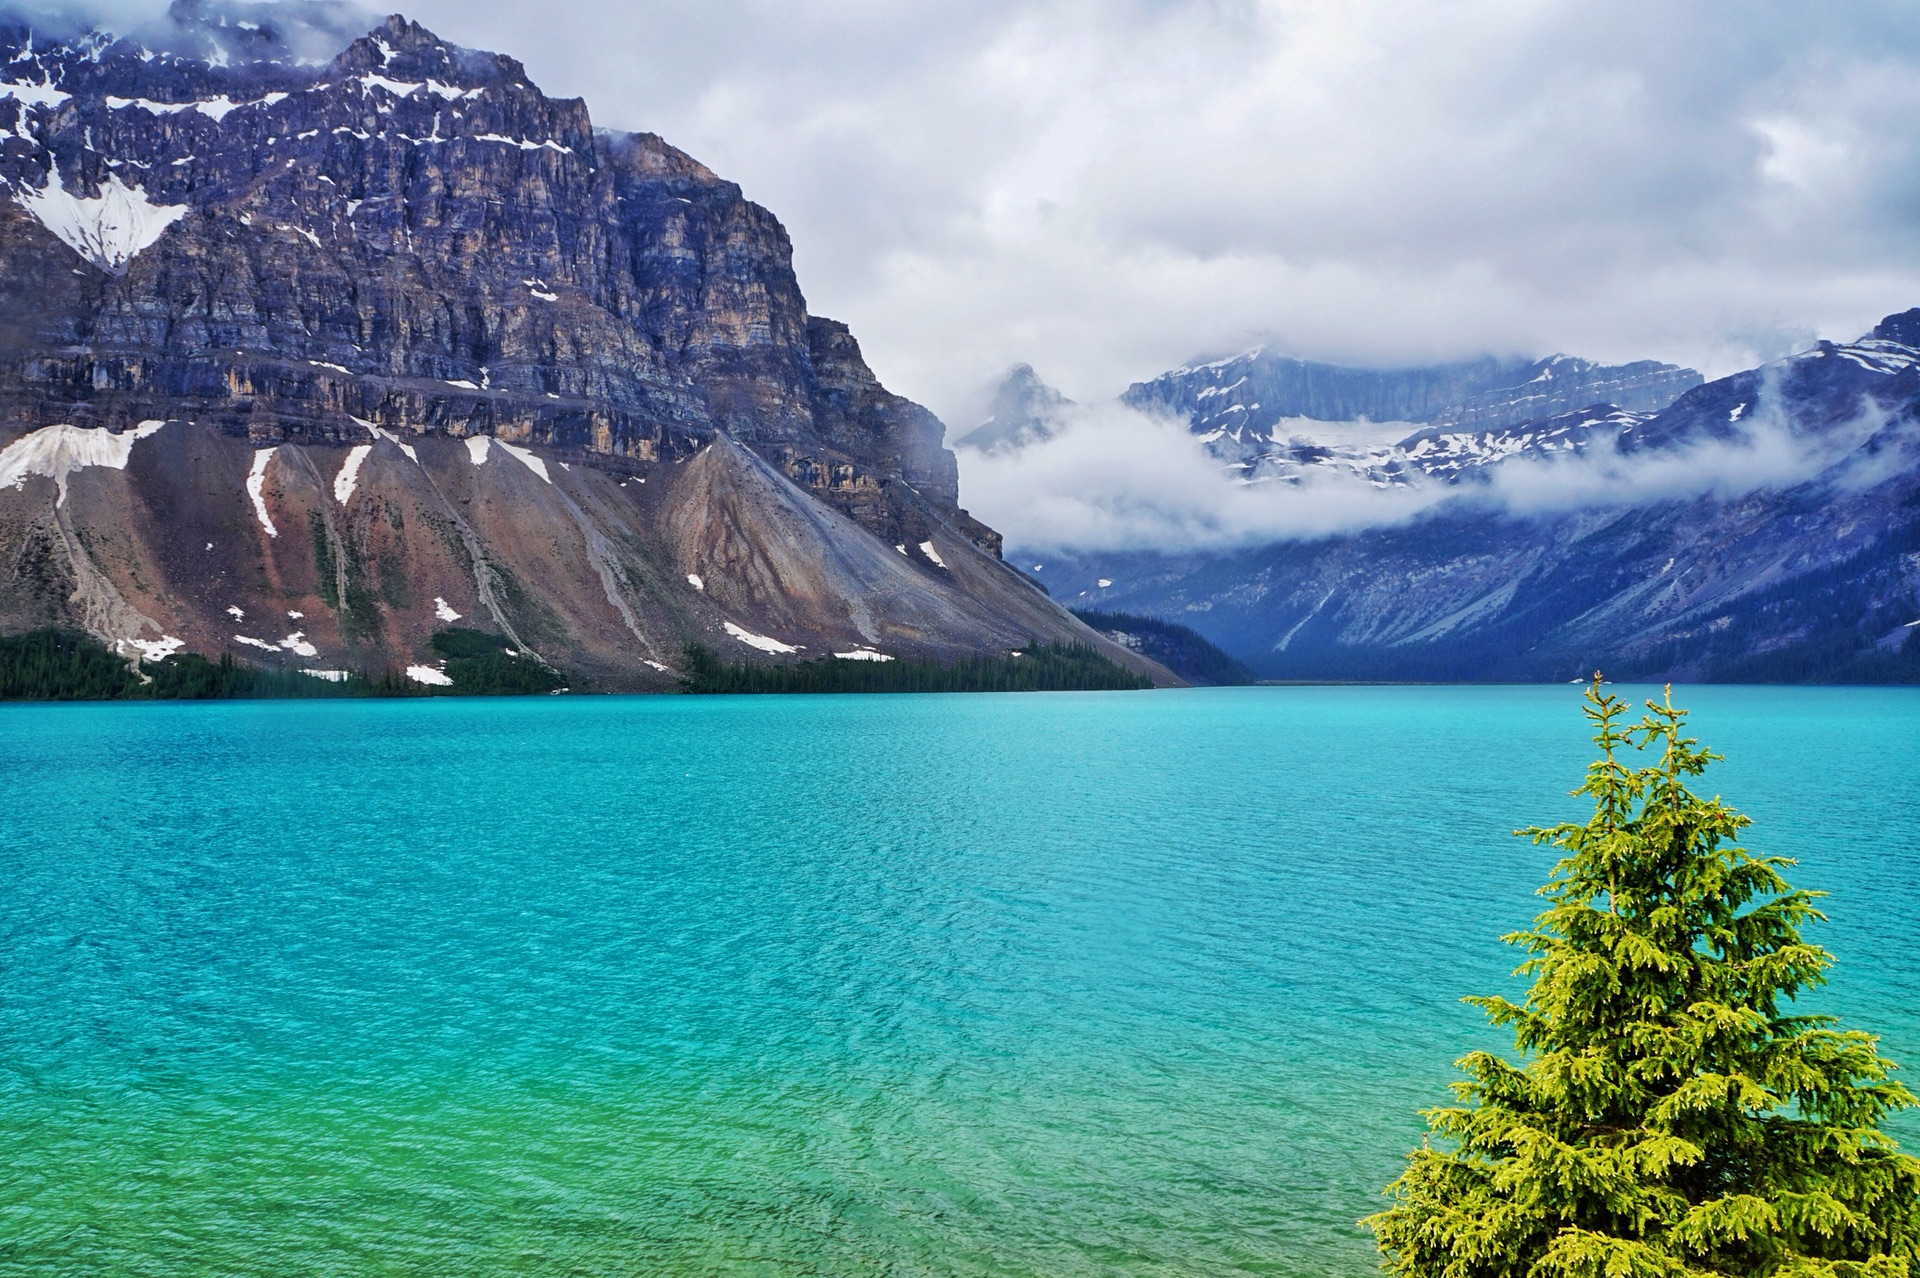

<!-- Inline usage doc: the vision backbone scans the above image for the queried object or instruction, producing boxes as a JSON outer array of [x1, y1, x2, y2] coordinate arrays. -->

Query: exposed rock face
[[0, 4, 1163, 686], [1031, 317, 1920, 683]]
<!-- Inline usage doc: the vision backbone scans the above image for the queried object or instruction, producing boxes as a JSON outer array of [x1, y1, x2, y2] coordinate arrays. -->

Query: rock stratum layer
[[0, 4, 1165, 688]]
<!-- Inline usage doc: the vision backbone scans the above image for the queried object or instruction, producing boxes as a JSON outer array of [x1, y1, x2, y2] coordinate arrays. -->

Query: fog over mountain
[[13, 0, 1920, 428], [999, 313, 1920, 682], [960, 349, 1732, 551]]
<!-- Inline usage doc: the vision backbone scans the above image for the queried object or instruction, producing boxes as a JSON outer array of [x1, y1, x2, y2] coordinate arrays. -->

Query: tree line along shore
[[0, 628, 1151, 700]]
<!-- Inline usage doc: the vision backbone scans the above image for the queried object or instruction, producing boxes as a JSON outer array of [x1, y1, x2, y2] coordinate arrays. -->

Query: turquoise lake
[[2, 686, 1916, 1276]]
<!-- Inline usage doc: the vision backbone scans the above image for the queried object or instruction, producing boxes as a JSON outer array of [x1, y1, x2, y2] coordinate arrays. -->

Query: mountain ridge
[[958, 346, 1703, 483], [1122, 347, 1701, 454]]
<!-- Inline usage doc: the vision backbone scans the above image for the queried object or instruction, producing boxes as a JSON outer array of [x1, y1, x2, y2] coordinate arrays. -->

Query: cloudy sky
[[377, 0, 1920, 430], [40, 0, 1920, 428]]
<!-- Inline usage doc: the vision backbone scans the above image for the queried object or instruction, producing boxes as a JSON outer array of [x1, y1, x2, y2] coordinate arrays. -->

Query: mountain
[[953, 364, 1074, 455], [957, 347, 1700, 488], [1121, 348, 1702, 466], [0, 4, 1171, 689], [1028, 314, 1920, 683], [1165, 402, 1663, 492]]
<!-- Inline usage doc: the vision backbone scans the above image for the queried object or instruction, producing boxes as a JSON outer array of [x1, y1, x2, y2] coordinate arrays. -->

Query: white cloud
[[1753, 117, 1853, 192], [959, 401, 1445, 552]]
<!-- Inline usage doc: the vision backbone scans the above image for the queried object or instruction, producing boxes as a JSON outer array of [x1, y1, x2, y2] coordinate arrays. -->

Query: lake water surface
[[2, 686, 1916, 1276]]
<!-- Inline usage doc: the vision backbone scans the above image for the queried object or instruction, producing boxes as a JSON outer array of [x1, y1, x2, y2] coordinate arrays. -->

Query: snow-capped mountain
[[1206, 405, 1658, 490], [1026, 311, 1920, 684], [962, 344, 1701, 494], [1122, 348, 1701, 463]]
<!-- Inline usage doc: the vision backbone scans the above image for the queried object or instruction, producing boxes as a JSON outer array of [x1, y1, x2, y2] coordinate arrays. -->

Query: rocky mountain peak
[[955, 364, 1074, 454], [1123, 346, 1700, 444], [1870, 307, 1920, 348], [334, 13, 519, 91], [962, 343, 1700, 491], [602, 130, 719, 183], [0, 7, 1152, 688]]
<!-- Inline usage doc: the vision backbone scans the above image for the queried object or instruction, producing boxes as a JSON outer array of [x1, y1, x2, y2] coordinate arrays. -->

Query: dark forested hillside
[[1070, 610, 1254, 685]]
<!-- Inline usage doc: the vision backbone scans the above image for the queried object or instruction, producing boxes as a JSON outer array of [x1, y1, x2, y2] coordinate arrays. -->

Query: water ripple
[[1, 687, 1914, 1275]]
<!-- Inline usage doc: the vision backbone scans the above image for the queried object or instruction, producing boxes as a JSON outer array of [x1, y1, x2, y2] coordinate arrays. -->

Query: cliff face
[[0, 13, 953, 507], [0, 6, 1158, 686]]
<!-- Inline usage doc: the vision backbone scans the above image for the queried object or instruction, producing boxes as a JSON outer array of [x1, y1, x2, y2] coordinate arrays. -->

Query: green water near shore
[[2, 687, 1915, 1275]]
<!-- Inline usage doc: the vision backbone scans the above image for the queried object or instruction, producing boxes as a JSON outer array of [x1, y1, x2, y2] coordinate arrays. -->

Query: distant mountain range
[[1125, 347, 1702, 450], [0, 3, 1169, 689], [969, 320, 1920, 683], [959, 348, 1700, 462]]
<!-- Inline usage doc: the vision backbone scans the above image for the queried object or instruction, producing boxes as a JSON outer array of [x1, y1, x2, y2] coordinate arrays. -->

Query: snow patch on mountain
[[0, 420, 167, 504], [334, 444, 371, 503], [353, 417, 418, 462], [0, 76, 68, 110], [496, 440, 551, 483], [246, 447, 278, 535], [461, 435, 551, 482], [10, 168, 189, 274], [105, 94, 260, 120], [724, 622, 797, 654]]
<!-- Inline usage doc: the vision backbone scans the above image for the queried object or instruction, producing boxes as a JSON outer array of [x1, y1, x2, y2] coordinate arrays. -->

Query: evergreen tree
[[1368, 677, 1920, 1277]]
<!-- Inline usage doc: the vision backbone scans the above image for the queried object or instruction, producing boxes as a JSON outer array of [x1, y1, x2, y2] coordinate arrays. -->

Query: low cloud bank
[[958, 375, 1901, 554], [958, 402, 1441, 552], [1486, 409, 1891, 519]]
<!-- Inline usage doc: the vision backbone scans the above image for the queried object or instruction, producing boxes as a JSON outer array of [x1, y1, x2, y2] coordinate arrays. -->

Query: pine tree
[[1367, 677, 1920, 1277]]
